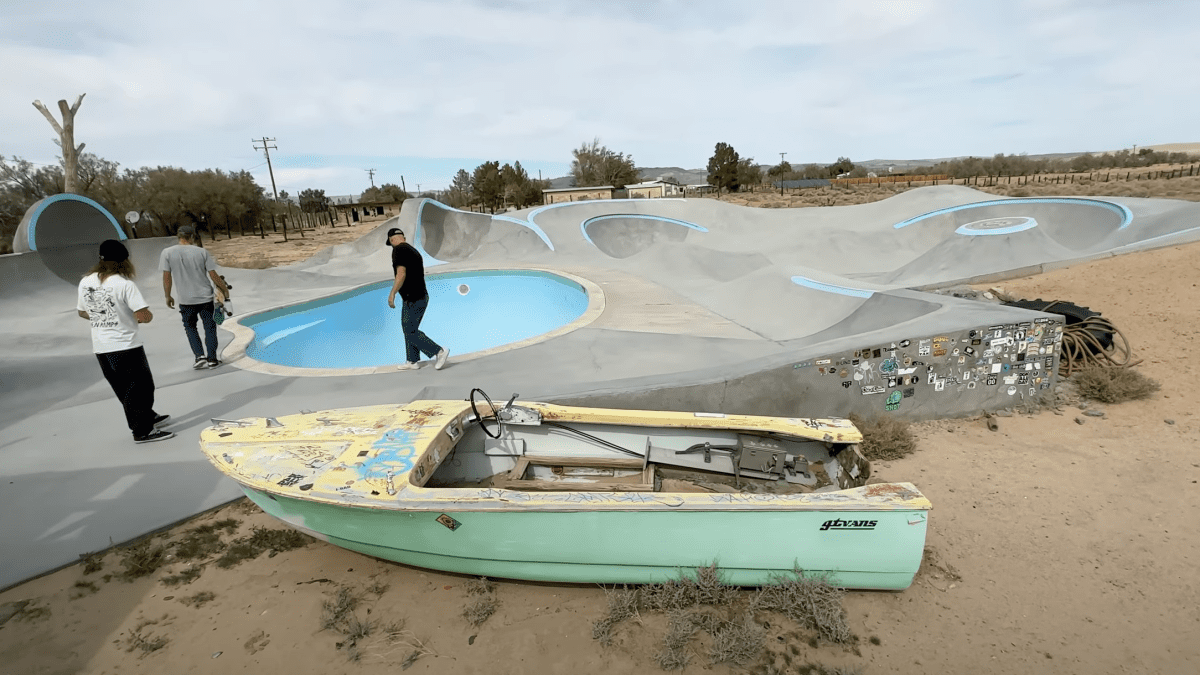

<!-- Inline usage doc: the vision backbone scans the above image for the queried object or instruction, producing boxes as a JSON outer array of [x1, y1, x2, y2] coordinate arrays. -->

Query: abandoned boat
[[199, 389, 931, 590]]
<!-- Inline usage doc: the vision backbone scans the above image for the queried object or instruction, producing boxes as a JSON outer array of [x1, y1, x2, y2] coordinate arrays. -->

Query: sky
[[3, 0, 1197, 198]]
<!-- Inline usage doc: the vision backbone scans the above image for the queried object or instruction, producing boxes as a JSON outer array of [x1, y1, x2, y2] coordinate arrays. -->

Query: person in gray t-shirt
[[159, 226, 230, 369]]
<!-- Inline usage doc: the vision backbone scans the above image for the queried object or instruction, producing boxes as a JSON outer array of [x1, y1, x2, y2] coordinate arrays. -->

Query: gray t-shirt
[[159, 244, 217, 305]]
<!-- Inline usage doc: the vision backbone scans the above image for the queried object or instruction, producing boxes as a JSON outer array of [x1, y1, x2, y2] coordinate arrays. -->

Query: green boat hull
[[243, 487, 928, 590]]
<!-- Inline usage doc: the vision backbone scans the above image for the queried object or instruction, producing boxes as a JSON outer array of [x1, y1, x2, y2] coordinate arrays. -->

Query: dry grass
[[160, 566, 203, 587], [463, 595, 498, 626], [751, 568, 851, 644], [1072, 366, 1161, 403], [707, 612, 766, 665], [79, 551, 105, 575], [173, 519, 239, 561], [214, 526, 310, 568], [69, 580, 100, 600], [847, 414, 917, 461], [117, 538, 168, 581], [591, 585, 641, 645], [655, 609, 699, 670], [123, 616, 172, 657], [178, 591, 215, 608]]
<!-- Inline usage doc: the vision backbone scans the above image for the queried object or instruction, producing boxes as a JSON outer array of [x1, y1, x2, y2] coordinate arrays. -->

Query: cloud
[[3, 0, 1198, 194]]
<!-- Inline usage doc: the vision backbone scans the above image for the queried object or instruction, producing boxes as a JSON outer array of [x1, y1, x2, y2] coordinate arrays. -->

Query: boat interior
[[423, 389, 871, 495]]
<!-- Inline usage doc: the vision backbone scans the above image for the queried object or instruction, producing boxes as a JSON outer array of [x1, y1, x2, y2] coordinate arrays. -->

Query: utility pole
[[365, 168, 376, 188], [252, 137, 279, 200], [400, 176, 407, 194], [778, 152, 787, 195]]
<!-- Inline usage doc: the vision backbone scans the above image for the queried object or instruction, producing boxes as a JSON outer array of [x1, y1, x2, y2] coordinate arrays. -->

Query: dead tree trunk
[[32, 94, 86, 194]]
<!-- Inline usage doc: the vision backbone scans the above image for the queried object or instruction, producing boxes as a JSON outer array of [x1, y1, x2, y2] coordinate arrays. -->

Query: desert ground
[[1, 180, 1198, 675]]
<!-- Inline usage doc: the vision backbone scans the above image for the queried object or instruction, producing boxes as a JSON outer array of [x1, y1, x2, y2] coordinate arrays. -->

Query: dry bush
[[124, 616, 171, 656], [1072, 366, 1161, 403], [656, 609, 698, 670], [464, 577, 493, 595], [752, 568, 851, 644], [118, 539, 168, 581], [707, 612, 766, 665], [464, 594, 497, 626], [215, 526, 310, 568], [847, 414, 916, 461], [178, 591, 215, 608], [79, 551, 105, 575], [641, 564, 739, 612], [320, 586, 361, 632], [161, 566, 203, 586], [592, 585, 640, 644]]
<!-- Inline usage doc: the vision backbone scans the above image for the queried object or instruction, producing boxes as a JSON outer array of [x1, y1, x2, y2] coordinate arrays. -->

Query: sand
[[2, 193, 1198, 674]]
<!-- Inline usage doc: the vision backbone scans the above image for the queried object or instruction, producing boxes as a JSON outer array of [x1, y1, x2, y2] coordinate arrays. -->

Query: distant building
[[625, 179, 685, 199], [685, 183, 718, 195], [541, 186, 616, 204], [331, 200, 402, 224]]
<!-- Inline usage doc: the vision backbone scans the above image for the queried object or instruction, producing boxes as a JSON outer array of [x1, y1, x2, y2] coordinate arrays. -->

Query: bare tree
[[32, 94, 86, 194]]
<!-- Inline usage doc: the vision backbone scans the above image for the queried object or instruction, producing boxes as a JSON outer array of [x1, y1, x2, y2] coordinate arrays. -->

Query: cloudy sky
[[3, 0, 1196, 197]]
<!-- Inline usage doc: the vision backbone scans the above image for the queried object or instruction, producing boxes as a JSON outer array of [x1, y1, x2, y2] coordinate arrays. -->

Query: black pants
[[96, 346, 158, 438]]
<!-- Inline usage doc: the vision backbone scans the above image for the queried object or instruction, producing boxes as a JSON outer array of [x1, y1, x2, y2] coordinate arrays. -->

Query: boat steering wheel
[[469, 388, 504, 439]]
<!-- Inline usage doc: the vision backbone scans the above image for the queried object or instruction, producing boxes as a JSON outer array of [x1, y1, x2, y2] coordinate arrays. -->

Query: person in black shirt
[[386, 227, 449, 370]]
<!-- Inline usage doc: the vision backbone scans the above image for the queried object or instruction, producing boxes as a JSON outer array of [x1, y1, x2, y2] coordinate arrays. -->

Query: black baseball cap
[[98, 239, 129, 262], [385, 227, 404, 245]]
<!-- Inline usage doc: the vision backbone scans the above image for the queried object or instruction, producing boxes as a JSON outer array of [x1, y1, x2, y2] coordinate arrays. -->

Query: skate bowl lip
[[220, 266, 605, 377], [891, 197, 1134, 231]]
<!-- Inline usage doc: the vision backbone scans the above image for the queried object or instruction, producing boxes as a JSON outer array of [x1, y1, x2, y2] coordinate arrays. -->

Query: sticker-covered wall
[[789, 318, 1063, 420], [553, 316, 1064, 422]]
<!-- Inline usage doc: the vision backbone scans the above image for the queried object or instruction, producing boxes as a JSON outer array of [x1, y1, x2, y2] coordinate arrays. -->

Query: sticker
[[841, 380, 853, 389], [991, 364, 1002, 374], [899, 339, 911, 348], [278, 473, 306, 487], [436, 514, 461, 531], [816, 359, 832, 366], [879, 359, 898, 374], [934, 380, 945, 392], [861, 385, 886, 395], [902, 388, 915, 398], [986, 375, 998, 385], [1007, 386, 1017, 396], [885, 391, 902, 411]]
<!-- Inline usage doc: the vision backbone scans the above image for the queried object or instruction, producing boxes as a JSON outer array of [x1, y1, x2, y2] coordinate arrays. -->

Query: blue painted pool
[[242, 271, 589, 369]]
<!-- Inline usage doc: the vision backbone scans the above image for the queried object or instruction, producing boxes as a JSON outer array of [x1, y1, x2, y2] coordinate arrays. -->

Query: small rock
[[1077, 402, 1089, 410], [983, 292, 994, 300], [1075, 417, 1086, 425], [995, 410, 1013, 418], [468, 635, 476, 645], [1165, 419, 1176, 425], [1084, 409, 1105, 418], [212, 652, 223, 659]]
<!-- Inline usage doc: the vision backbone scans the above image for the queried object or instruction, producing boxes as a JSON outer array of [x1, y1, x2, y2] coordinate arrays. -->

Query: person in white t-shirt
[[160, 225, 230, 369], [77, 239, 174, 443]]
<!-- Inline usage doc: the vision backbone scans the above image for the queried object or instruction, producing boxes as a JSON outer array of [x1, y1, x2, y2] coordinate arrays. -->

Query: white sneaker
[[396, 362, 420, 371], [434, 349, 449, 370]]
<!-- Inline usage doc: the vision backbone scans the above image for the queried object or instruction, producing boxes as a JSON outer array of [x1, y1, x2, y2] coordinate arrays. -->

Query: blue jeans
[[180, 302, 218, 361], [401, 295, 442, 363]]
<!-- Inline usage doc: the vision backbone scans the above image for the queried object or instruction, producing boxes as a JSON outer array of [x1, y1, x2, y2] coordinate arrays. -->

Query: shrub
[[1072, 366, 1161, 403], [847, 414, 917, 461]]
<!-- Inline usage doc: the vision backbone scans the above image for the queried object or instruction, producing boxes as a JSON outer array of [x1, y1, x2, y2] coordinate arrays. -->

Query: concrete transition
[[3, 186, 1199, 590]]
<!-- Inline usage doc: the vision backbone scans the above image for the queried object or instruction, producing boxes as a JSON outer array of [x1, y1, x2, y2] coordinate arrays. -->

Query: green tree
[[706, 142, 741, 193], [737, 158, 763, 189], [472, 161, 504, 212], [827, 157, 855, 178], [570, 138, 638, 188], [767, 160, 793, 178], [361, 183, 409, 203], [298, 188, 329, 213], [445, 169, 473, 208]]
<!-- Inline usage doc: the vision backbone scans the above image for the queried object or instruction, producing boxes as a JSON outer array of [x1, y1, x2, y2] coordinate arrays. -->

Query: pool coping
[[219, 266, 606, 377]]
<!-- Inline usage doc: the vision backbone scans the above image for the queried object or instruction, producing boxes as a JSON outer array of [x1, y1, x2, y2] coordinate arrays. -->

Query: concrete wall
[[550, 318, 1064, 421], [543, 189, 614, 204]]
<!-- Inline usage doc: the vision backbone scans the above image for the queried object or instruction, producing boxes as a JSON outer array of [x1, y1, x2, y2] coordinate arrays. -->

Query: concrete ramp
[[582, 214, 699, 258]]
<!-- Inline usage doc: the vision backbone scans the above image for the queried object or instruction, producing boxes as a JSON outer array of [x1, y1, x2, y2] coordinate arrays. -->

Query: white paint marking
[[37, 511, 95, 541], [89, 473, 145, 501]]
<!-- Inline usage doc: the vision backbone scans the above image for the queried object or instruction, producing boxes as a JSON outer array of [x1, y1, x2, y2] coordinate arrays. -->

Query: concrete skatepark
[[3, 186, 1200, 590]]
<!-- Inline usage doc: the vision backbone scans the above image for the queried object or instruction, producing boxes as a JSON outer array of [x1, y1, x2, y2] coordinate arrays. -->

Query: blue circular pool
[[241, 270, 590, 369]]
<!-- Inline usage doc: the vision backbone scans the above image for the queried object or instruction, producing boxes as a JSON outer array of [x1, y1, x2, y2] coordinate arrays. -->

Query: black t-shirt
[[390, 243, 428, 301]]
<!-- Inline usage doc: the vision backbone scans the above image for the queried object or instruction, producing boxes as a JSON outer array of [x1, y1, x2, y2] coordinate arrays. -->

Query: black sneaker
[[205, 360, 222, 369], [152, 414, 170, 428], [134, 429, 175, 443], [193, 356, 207, 370]]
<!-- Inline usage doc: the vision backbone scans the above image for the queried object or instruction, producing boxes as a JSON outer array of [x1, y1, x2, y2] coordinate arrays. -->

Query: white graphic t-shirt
[[77, 273, 149, 353]]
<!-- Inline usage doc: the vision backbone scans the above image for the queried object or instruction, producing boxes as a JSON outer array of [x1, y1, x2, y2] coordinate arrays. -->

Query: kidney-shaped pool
[[241, 270, 591, 369]]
